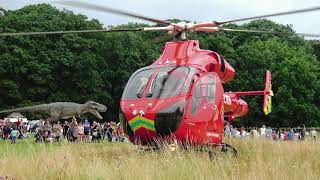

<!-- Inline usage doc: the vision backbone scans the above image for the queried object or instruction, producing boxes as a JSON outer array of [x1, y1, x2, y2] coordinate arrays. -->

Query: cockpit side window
[[122, 68, 154, 99]]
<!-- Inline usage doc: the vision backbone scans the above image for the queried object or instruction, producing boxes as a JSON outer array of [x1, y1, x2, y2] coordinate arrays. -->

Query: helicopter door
[[186, 73, 216, 140]]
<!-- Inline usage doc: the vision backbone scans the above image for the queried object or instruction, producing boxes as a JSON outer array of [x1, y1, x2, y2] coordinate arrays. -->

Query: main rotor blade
[[220, 28, 320, 38], [220, 28, 286, 34], [0, 29, 141, 37], [56, 0, 171, 26], [215, 6, 320, 25]]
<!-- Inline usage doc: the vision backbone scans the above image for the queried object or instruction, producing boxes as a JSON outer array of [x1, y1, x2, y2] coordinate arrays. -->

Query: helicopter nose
[[155, 100, 186, 136]]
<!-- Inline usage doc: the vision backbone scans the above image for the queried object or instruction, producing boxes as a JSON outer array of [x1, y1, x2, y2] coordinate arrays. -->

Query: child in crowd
[[10, 127, 19, 144]]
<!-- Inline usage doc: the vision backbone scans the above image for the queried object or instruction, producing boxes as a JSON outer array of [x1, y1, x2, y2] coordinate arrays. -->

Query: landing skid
[[208, 143, 238, 158], [135, 141, 238, 159], [137, 145, 160, 151], [220, 143, 238, 157]]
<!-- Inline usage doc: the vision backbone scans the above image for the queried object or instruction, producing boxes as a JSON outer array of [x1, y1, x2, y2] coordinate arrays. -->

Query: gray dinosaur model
[[0, 101, 107, 121]]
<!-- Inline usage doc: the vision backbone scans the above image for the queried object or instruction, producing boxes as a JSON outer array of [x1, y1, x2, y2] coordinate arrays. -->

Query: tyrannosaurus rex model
[[0, 101, 107, 121]]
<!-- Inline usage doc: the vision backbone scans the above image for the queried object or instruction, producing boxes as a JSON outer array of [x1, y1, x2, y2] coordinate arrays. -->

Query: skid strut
[[220, 143, 238, 157], [208, 142, 238, 158]]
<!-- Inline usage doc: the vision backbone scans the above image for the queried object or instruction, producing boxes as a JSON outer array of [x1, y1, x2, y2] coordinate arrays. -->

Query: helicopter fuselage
[[120, 40, 254, 146]]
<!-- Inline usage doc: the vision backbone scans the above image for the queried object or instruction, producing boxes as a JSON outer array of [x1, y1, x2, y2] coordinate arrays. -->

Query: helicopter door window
[[198, 84, 209, 109], [195, 84, 207, 98], [190, 83, 215, 114], [207, 83, 216, 101], [191, 84, 208, 114]]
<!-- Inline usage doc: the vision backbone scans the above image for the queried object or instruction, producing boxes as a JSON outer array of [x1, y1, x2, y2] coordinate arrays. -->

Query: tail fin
[[230, 70, 273, 115], [263, 70, 273, 115]]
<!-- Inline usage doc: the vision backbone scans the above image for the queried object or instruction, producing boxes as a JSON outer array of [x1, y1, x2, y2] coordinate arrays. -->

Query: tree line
[[0, 4, 319, 127]]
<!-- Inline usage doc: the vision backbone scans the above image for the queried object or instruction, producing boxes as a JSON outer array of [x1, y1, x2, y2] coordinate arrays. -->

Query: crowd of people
[[35, 118, 126, 143], [225, 124, 318, 141], [0, 118, 126, 144], [0, 120, 30, 144], [1, 118, 319, 144]]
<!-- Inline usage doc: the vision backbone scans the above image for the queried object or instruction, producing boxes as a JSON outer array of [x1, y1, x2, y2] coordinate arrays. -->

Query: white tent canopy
[[4, 112, 28, 123]]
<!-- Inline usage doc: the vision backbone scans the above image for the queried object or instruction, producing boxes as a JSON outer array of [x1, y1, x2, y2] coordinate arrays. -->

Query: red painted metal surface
[[120, 40, 271, 146]]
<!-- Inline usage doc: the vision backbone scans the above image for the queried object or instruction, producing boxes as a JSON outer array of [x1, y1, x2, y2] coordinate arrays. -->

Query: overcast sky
[[1, 0, 320, 38]]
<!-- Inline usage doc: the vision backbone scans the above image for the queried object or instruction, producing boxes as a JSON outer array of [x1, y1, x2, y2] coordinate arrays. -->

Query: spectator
[[0, 127, 3, 140], [91, 122, 99, 142], [27, 123, 31, 133], [279, 130, 285, 141], [77, 122, 84, 142], [111, 122, 117, 141], [234, 127, 241, 138], [288, 129, 294, 141], [35, 127, 44, 143], [231, 126, 236, 137], [83, 119, 91, 142], [311, 128, 317, 141], [53, 122, 63, 142], [284, 130, 288, 141], [294, 129, 301, 141], [69, 118, 78, 142], [259, 125, 266, 139], [251, 127, 259, 139], [266, 126, 272, 140], [106, 122, 113, 142], [117, 123, 124, 142], [103, 123, 108, 140], [300, 127, 306, 140], [240, 126, 246, 139], [10, 127, 19, 144], [225, 122, 231, 138], [44, 120, 52, 138], [63, 121, 69, 138], [97, 123, 103, 142], [3, 125, 11, 139], [272, 130, 277, 140]]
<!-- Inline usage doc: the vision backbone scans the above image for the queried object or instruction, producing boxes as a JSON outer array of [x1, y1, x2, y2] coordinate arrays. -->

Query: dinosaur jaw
[[93, 110, 103, 119], [86, 102, 106, 119]]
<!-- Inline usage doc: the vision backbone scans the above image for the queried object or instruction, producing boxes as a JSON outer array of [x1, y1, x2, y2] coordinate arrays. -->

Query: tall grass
[[0, 138, 319, 180]]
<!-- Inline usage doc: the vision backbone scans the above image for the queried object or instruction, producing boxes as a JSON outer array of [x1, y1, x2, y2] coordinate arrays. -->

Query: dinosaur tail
[[0, 104, 50, 114]]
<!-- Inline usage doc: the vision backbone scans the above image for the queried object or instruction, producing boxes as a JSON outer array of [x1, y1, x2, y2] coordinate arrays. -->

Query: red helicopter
[[2, 1, 320, 153], [119, 38, 272, 153]]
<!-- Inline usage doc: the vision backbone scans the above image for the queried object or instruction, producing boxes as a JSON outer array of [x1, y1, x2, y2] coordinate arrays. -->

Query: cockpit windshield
[[123, 66, 193, 99]]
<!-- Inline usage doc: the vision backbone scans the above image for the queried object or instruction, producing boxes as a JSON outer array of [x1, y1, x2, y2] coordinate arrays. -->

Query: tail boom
[[223, 70, 273, 121]]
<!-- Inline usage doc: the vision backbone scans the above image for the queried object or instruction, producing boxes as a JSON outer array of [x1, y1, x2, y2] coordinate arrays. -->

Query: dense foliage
[[0, 4, 319, 127]]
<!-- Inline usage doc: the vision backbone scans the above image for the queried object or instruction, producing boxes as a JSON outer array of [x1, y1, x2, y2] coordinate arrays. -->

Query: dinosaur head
[[85, 101, 107, 119]]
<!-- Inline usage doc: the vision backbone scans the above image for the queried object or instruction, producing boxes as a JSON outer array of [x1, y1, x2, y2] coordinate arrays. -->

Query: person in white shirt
[[310, 128, 317, 141], [240, 127, 246, 139], [260, 125, 266, 139], [234, 128, 241, 138], [26, 124, 30, 133], [251, 127, 259, 139], [266, 126, 272, 140], [225, 123, 231, 138]]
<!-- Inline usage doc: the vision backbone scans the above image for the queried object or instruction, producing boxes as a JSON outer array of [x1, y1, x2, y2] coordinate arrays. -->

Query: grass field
[[0, 137, 319, 180]]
